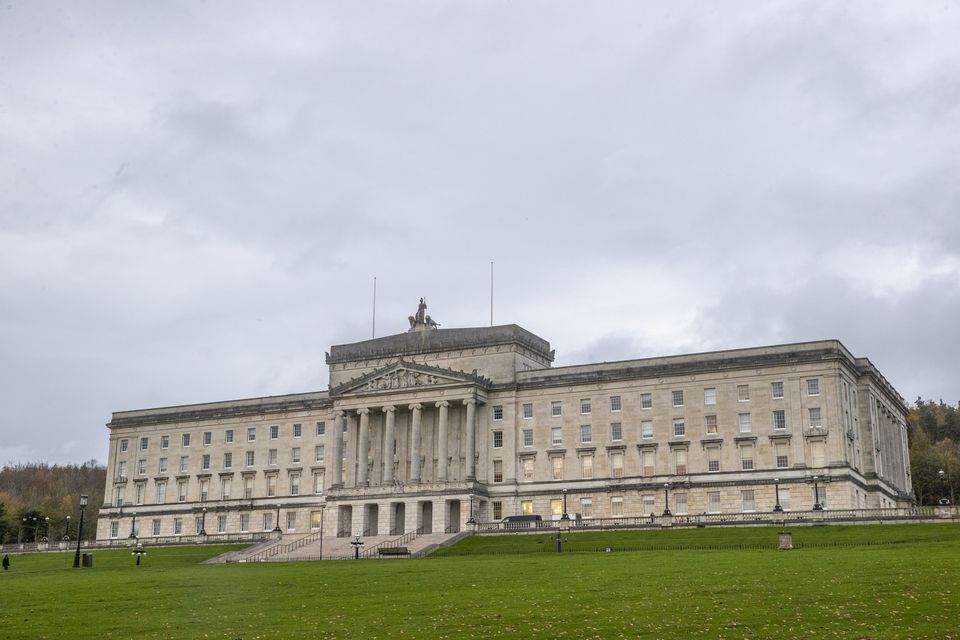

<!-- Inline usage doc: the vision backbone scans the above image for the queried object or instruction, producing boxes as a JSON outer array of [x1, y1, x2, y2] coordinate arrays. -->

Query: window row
[[112, 471, 326, 506], [119, 422, 328, 453], [109, 510, 303, 538], [116, 446, 326, 478]]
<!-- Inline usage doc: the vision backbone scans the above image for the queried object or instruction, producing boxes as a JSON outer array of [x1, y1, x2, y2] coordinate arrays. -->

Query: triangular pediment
[[330, 359, 490, 396]]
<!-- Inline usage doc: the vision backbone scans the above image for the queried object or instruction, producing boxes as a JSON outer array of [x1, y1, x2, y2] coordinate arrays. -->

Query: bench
[[377, 546, 410, 556]]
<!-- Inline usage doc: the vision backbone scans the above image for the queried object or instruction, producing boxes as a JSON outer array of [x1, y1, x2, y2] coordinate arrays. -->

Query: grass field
[[2, 523, 959, 639]]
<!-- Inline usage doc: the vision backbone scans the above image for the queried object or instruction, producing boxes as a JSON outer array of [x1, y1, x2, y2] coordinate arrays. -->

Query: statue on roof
[[408, 297, 440, 331]]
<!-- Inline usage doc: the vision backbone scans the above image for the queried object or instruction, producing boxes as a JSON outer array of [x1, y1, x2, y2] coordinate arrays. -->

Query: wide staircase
[[221, 528, 466, 562]]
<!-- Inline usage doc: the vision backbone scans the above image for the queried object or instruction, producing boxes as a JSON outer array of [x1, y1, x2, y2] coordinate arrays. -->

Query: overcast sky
[[2, 1, 959, 466]]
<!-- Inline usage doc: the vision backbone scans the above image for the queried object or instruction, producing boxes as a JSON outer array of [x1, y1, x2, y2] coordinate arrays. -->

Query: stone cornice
[[108, 394, 333, 430]]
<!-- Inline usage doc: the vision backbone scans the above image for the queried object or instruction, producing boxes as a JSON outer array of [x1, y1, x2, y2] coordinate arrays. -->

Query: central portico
[[323, 304, 555, 537]]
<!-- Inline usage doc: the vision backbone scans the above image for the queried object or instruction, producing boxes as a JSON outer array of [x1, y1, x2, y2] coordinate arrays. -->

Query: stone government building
[[96, 301, 913, 541]]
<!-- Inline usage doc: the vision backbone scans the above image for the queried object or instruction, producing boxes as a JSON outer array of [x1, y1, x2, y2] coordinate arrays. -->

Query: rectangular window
[[158, 457, 167, 474], [182, 433, 190, 447], [136, 459, 146, 475], [580, 497, 593, 518], [740, 444, 754, 470], [638, 450, 654, 476], [522, 457, 534, 482], [223, 452, 232, 469], [119, 439, 129, 453], [152, 519, 161, 536], [263, 514, 272, 532], [581, 454, 593, 479], [240, 513, 250, 533], [611, 451, 624, 478], [247, 427, 256, 442], [270, 425, 279, 439], [775, 442, 789, 468], [493, 460, 503, 483], [522, 429, 533, 447], [135, 483, 145, 505], [173, 518, 183, 535], [160, 435, 169, 449], [117, 461, 128, 479], [738, 413, 752, 433], [110, 522, 119, 538], [551, 401, 562, 417], [199, 479, 208, 502], [316, 421, 326, 436], [177, 482, 187, 503], [809, 408, 822, 428], [292, 447, 301, 464], [179, 456, 189, 472], [201, 454, 210, 470], [315, 445, 325, 462], [811, 441, 826, 467], [580, 398, 591, 415], [522, 403, 533, 419], [807, 379, 820, 396], [610, 422, 622, 441], [225, 429, 234, 444], [114, 486, 125, 507], [268, 449, 278, 465], [641, 420, 654, 439], [610, 396, 621, 412], [221, 477, 231, 500], [707, 447, 720, 472], [672, 390, 684, 407], [641, 495, 655, 516], [313, 470, 325, 493], [704, 388, 717, 406], [203, 431, 212, 446], [773, 410, 786, 430], [290, 474, 300, 496], [771, 381, 784, 400], [814, 485, 827, 509], [742, 490, 756, 512], [286, 511, 297, 532], [492, 405, 503, 421], [780, 488, 791, 511], [640, 393, 653, 409], [707, 491, 721, 513], [705, 415, 718, 435], [611, 496, 624, 517], [244, 476, 254, 499], [579, 424, 592, 444], [246, 451, 255, 466], [664, 493, 682, 517], [737, 385, 750, 402], [267, 475, 277, 497], [551, 427, 562, 446], [293, 423, 302, 438], [521, 500, 534, 515], [493, 430, 503, 448], [550, 499, 563, 518], [140, 437, 149, 451], [674, 449, 687, 475], [156, 482, 166, 504], [551, 456, 563, 480], [493, 501, 503, 520], [673, 418, 685, 437]]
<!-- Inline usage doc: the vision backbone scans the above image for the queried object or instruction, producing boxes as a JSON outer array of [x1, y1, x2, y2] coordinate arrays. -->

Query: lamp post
[[350, 534, 364, 560], [662, 483, 672, 517], [466, 494, 476, 526], [319, 504, 325, 560], [132, 542, 146, 566], [773, 477, 783, 513], [42, 516, 50, 542], [73, 494, 88, 568], [273, 503, 282, 533], [812, 475, 823, 511], [561, 488, 570, 521], [129, 512, 138, 539], [555, 527, 563, 553], [199, 507, 207, 536], [938, 469, 950, 505], [63, 515, 71, 541]]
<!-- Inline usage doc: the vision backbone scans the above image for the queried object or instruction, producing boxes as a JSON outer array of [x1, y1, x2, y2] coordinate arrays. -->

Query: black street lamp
[[350, 534, 364, 559], [662, 483, 672, 517], [129, 512, 138, 539], [812, 475, 823, 511], [73, 494, 88, 569], [466, 494, 476, 525], [318, 504, 325, 560], [555, 527, 563, 553], [199, 507, 208, 536], [561, 488, 570, 521], [132, 542, 146, 566], [773, 477, 783, 513], [63, 515, 71, 541], [273, 503, 282, 533]]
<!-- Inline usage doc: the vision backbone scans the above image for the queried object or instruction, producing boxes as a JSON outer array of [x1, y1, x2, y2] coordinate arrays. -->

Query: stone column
[[382, 406, 396, 485], [331, 412, 345, 488], [464, 398, 477, 481], [409, 403, 423, 483], [345, 412, 357, 488], [436, 401, 450, 482], [357, 408, 370, 486]]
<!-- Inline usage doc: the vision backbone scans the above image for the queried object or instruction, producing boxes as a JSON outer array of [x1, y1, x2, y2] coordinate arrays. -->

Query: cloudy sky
[[2, 1, 959, 465]]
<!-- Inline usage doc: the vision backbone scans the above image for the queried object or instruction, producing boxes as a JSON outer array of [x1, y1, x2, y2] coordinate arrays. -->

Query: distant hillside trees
[[0, 461, 105, 543], [908, 399, 960, 506]]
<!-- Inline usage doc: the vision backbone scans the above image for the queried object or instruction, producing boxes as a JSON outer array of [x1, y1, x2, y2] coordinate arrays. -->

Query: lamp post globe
[[773, 477, 783, 513], [561, 488, 570, 521]]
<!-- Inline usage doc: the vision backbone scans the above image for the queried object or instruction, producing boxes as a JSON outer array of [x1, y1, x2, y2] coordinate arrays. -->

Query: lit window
[[640, 393, 652, 409], [705, 415, 718, 435], [581, 454, 593, 479], [707, 447, 720, 472], [611, 452, 623, 478], [551, 427, 562, 446], [551, 456, 563, 480], [551, 401, 562, 417], [580, 424, 592, 444], [672, 390, 684, 407], [492, 406, 503, 421], [775, 442, 789, 468], [641, 421, 654, 439], [773, 410, 786, 430], [737, 385, 750, 402], [270, 425, 279, 440], [202, 431, 212, 446], [740, 444, 754, 470], [493, 431, 503, 448], [742, 490, 755, 512], [522, 429, 533, 447], [522, 403, 533, 419], [580, 399, 591, 415], [293, 423, 302, 438], [673, 418, 685, 437], [771, 381, 784, 400], [674, 449, 687, 475], [610, 396, 621, 412], [807, 379, 820, 396], [707, 491, 721, 513], [704, 388, 717, 406], [551, 499, 563, 518], [738, 413, 752, 433], [610, 422, 622, 441], [521, 500, 534, 515], [809, 408, 822, 428], [493, 460, 503, 483]]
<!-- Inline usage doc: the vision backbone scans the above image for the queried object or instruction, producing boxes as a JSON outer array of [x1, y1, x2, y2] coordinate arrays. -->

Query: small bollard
[[778, 531, 793, 550]]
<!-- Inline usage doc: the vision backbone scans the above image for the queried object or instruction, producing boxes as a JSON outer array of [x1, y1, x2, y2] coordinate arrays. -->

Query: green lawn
[[2, 524, 959, 639]]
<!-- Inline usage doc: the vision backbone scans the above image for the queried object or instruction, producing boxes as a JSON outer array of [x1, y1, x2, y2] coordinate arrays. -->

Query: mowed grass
[[0, 524, 958, 639]]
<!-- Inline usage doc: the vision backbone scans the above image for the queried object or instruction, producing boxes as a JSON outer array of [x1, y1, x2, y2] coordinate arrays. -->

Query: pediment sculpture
[[363, 369, 446, 391], [408, 297, 440, 331]]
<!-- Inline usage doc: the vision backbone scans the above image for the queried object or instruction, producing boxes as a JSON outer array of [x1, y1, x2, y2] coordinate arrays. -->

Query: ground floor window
[[707, 491, 721, 513], [550, 499, 562, 518], [610, 496, 624, 517], [262, 513, 272, 531], [741, 490, 755, 512], [173, 518, 182, 535], [286, 511, 297, 532], [152, 519, 161, 536], [492, 501, 503, 520], [580, 497, 592, 518], [110, 521, 119, 538], [521, 500, 534, 515], [240, 513, 250, 532], [218, 515, 227, 534], [674, 493, 688, 515], [641, 495, 655, 515], [779, 488, 791, 511]]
